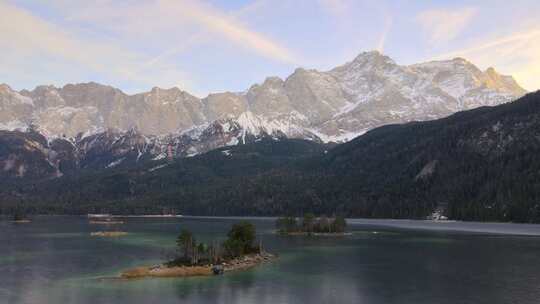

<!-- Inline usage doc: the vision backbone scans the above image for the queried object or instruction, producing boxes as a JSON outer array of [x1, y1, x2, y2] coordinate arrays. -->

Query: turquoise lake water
[[2, 216, 540, 304]]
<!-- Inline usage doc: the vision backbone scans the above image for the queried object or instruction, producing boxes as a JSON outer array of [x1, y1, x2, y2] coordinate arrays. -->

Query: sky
[[1, 0, 539, 97]]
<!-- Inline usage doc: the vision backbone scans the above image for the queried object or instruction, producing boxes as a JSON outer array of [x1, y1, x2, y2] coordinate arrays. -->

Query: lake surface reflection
[[2, 216, 540, 304]]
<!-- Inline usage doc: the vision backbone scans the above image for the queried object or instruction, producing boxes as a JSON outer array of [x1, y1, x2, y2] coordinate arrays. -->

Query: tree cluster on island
[[167, 221, 261, 267], [276, 213, 347, 235]]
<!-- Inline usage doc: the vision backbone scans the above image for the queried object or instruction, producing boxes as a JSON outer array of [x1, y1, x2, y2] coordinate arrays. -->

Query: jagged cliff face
[[0, 51, 526, 142], [12, 84, 207, 137], [0, 84, 34, 128]]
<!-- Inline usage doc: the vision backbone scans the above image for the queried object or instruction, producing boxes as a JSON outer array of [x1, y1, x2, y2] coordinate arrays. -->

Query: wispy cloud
[[433, 29, 540, 59], [0, 1, 195, 92], [0, 0, 297, 95], [67, 0, 296, 64], [433, 28, 540, 91], [168, 0, 296, 64], [416, 7, 477, 44], [0, 2, 126, 72], [141, 0, 293, 76]]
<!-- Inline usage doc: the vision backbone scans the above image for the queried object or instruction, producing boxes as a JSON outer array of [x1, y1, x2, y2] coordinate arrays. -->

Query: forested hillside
[[2, 91, 540, 222]]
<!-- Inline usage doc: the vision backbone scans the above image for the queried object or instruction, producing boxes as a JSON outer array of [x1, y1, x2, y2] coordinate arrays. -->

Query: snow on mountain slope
[[309, 52, 526, 139], [235, 111, 320, 143], [0, 120, 28, 132], [0, 111, 320, 180], [163, 111, 321, 158]]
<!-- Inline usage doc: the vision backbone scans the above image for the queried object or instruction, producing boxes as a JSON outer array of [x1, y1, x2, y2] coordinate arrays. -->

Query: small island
[[11, 212, 31, 224], [121, 221, 275, 279], [91, 231, 128, 237], [276, 213, 349, 236], [88, 214, 124, 225]]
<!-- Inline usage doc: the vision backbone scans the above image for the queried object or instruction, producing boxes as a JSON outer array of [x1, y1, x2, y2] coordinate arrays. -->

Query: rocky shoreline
[[120, 252, 276, 279]]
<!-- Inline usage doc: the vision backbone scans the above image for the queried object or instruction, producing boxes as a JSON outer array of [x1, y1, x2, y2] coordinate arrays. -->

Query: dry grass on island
[[121, 252, 276, 279], [120, 221, 276, 279], [121, 265, 212, 278], [276, 213, 349, 236]]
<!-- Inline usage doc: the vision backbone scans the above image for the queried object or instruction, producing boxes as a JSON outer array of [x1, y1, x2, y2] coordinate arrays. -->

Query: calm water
[[2, 216, 540, 304]]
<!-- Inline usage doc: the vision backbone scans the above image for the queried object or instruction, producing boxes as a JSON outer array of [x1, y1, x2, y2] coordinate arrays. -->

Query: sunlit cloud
[[416, 7, 477, 44]]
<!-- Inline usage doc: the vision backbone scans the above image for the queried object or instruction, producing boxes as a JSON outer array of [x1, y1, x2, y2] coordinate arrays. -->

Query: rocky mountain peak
[[330, 50, 400, 83], [150, 86, 182, 94], [31, 84, 58, 92], [289, 67, 311, 76], [351, 50, 395, 65], [451, 57, 470, 64], [62, 81, 114, 90], [0, 83, 13, 92], [485, 66, 497, 75], [262, 76, 284, 86]]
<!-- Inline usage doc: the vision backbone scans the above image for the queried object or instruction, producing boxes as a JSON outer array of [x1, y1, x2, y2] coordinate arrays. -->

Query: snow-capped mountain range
[[0, 121, 298, 180], [0, 51, 527, 175]]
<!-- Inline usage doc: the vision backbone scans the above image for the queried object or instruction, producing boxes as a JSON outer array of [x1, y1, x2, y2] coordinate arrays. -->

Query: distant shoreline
[[112, 215, 183, 218], [346, 218, 540, 236], [4, 215, 540, 236]]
